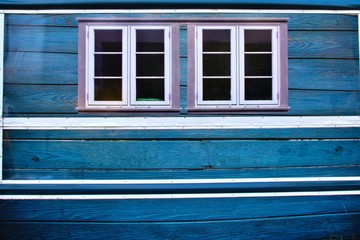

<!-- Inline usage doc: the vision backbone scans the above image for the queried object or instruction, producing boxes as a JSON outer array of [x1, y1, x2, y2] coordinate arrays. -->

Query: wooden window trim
[[187, 20, 289, 112], [77, 19, 180, 112]]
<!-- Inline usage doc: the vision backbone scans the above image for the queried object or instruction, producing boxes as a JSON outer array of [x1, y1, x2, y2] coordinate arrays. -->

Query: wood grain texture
[[1, 196, 360, 221], [0, 213, 359, 240], [5, 24, 358, 58], [4, 85, 360, 115], [4, 166, 360, 180], [5, 13, 358, 31], [4, 51, 359, 91], [5, 127, 360, 140], [3, 139, 360, 169]]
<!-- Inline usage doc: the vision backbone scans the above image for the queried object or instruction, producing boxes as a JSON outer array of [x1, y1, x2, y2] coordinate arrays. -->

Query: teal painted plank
[[5, 24, 358, 59], [0, 213, 359, 240], [4, 52, 77, 85], [5, 25, 78, 54], [1, 196, 360, 221], [4, 85, 360, 115], [4, 140, 360, 169], [5, 128, 360, 140], [4, 52, 359, 91], [5, 14, 359, 31], [288, 31, 358, 59], [4, 166, 360, 180], [289, 59, 360, 91], [288, 90, 360, 116]]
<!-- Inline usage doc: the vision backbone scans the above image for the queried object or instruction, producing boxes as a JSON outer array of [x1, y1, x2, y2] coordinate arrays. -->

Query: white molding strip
[[2, 177, 360, 185], [2, 116, 360, 130], [0, 9, 359, 15], [2, 191, 360, 200]]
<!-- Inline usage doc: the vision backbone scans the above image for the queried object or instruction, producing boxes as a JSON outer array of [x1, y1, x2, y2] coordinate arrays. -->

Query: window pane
[[245, 78, 272, 100], [245, 30, 272, 52], [245, 54, 272, 76], [136, 54, 164, 76], [203, 78, 231, 101], [136, 30, 164, 52], [136, 78, 165, 101], [203, 54, 231, 76], [95, 78, 122, 101], [95, 30, 122, 52], [203, 30, 231, 52], [95, 54, 122, 77]]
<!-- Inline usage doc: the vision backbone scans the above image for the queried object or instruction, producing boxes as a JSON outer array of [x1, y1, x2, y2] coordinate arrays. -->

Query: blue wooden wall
[[1, 12, 360, 239]]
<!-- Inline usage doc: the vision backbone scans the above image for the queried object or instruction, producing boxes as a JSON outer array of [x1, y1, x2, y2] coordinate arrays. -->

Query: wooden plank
[[4, 166, 360, 180], [288, 30, 358, 59], [289, 59, 360, 91], [4, 52, 359, 91], [1, 195, 360, 221], [4, 52, 77, 85], [3, 140, 360, 169], [5, 127, 360, 140], [0, 213, 359, 239], [5, 24, 358, 59], [5, 13, 358, 31], [5, 25, 77, 54], [4, 85, 360, 115]]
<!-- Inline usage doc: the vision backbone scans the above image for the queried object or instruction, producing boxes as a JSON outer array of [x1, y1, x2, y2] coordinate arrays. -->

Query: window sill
[[76, 107, 181, 113], [187, 106, 290, 113]]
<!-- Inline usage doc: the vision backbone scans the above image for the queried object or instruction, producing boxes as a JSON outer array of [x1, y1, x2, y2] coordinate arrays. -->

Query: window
[[77, 20, 180, 111], [188, 20, 288, 111]]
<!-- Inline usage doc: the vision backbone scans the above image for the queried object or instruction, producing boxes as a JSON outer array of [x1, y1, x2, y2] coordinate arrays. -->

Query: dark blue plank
[[5, 166, 360, 180], [1, 196, 360, 221], [5, 127, 360, 140], [0, 0, 359, 10], [0, 213, 359, 240]]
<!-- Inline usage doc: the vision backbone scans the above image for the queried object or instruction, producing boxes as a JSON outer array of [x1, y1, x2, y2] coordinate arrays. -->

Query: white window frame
[[80, 23, 176, 111], [191, 22, 287, 111], [87, 25, 128, 107], [130, 26, 172, 106], [196, 26, 237, 106]]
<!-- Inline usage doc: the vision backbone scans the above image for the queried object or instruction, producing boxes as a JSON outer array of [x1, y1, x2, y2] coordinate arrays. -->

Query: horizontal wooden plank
[[4, 52, 77, 85], [1, 195, 360, 221], [3, 139, 360, 169], [288, 30, 358, 59], [0, 213, 359, 239], [5, 127, 360, 140], [288, 59, 360, 91], [4, 85, 360, 115], [5, 24, 358, 58], [5, 13, 358, 31], [5, 166, 360, 180], [4, 51, 359, 91]]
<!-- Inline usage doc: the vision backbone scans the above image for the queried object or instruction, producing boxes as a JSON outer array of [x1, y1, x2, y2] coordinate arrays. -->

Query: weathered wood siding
[[1, 12, 360, 239]]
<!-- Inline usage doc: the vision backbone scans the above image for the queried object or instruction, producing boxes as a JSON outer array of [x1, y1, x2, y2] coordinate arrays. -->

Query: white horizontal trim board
[[2, 177, 360, 185], [0, 9, 359, 14], [2, 116, 360, 130], [2, 191, 360, 200]]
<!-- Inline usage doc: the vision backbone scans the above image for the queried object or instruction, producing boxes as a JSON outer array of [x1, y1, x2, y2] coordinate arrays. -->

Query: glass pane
[[203, 30, 231, 52], [245, 54, 272, 76], [203, 54, 231, 76], [245, 78, 272, 100], [136, 54, 164, 76], [245, 30, 272, 52], [95, 78, 122, 101], [136, 78, 165, 101], [95, 54, 122, 77], [203, 78, 231, 101], [95, 30, 122, 52], [136, 30, 164, 52]]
